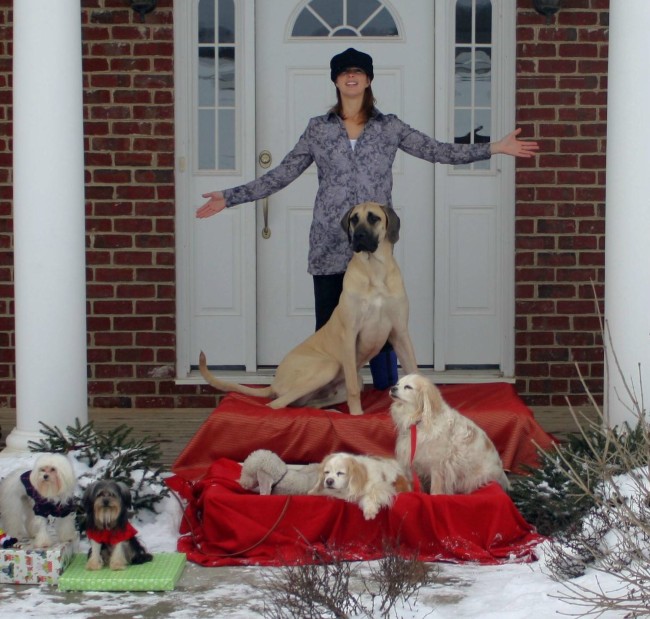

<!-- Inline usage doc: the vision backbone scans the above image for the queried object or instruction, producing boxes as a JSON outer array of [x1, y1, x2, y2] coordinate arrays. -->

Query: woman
[[197, 48, 538, 388]]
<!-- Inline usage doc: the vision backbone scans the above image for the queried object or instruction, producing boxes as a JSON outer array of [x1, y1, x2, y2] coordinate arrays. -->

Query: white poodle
[[238, 449, 320, 495], [0, 453, 78, 547]]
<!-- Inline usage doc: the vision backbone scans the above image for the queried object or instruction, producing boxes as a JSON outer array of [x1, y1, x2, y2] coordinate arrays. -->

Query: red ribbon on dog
[[86, 522, 138, 545], [410, 424, 422, 493]]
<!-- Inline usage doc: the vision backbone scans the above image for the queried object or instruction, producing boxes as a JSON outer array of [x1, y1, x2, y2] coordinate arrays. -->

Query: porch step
[[0, 403, 600, 470]]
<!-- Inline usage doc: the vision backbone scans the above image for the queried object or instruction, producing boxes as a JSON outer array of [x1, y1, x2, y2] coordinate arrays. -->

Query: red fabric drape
[[172, 384, 555, 481], [169, 384, 551, 566], [168, 459, 543, 567]]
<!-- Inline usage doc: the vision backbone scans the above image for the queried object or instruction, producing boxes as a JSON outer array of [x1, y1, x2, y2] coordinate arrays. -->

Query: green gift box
[[58, 552, 186, 591]]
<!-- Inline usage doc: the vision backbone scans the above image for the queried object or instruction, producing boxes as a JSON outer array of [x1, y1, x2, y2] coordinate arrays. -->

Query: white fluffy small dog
[[0, 453, 78, 548], [309, 452, 411, 520], [390, 374, 510, 495]]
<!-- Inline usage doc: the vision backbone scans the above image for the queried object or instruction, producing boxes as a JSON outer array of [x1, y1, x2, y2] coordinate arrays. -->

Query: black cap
[[330, 48, 374, 82]]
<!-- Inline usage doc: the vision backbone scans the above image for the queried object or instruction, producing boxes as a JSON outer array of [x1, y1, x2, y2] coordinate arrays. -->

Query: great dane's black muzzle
[[351, 225, 379, 253]]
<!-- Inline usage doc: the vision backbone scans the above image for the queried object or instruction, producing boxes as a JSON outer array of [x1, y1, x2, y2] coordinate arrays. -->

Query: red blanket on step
[[168, 384, 551, 566], [168, 458, 542, 567], [172, 384, 554, 480]]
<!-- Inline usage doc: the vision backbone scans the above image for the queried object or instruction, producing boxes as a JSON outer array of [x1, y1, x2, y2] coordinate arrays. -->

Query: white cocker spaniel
[[390, 374, 510, 495]]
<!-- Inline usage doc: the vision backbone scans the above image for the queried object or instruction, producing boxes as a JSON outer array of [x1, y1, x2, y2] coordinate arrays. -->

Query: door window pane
[[198, 47, 216, 108], [198, 109, 216, 169], [198, 0, 215, 43], [291, 0, 399, 38], [453, 0, 493, 172], [218, 0, 235, 44], [455, 0, 472, 44], [360, 8, 398, 36], [347, 0, 382, 28], [197, 0, 237, 171], [218, 109, 236, 169], [311, 0, 344, 28], [218, 47, 235, 106]]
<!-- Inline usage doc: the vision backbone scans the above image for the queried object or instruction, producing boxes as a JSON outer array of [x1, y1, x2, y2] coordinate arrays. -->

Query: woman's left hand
[[491, 128, 539, 158]]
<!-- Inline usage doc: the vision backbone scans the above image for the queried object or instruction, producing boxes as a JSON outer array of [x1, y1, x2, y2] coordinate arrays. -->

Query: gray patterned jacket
[[223, 109, 491, 275]]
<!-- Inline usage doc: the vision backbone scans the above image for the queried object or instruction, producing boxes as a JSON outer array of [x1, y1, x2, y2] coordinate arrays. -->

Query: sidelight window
[[453, 0, 493, 171], [197, 0, 237, 171]]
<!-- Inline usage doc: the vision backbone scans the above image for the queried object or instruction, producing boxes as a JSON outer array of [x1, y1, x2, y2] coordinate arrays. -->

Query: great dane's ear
[[340, 206, 355, 243], [383, 206, 400, 244]]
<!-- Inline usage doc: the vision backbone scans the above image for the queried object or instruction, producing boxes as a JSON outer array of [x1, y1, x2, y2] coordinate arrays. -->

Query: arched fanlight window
[[454, 0, 493, 170], [291, 0, 399, 38]]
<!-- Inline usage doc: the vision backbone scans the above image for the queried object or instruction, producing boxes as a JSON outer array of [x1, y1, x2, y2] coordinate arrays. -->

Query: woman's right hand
[[196, 191, 226, 218]]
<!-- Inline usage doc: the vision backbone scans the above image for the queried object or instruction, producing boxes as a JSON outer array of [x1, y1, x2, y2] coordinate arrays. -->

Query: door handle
[[259, 150, 272, 239], [261, 197, 271, 239]]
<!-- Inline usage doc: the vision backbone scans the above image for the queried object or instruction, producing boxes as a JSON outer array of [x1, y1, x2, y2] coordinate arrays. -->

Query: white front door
[[255, 0, 435, 365], [174, 0, 516, 380]]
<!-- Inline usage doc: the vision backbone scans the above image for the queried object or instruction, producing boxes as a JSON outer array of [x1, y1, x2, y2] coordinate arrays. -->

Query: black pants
[[313, 273, 345, 330], [312, 273, 392, 353]]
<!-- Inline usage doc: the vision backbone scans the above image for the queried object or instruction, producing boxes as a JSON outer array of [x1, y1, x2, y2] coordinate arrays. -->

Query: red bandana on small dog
[[86, 522, 138, 545]]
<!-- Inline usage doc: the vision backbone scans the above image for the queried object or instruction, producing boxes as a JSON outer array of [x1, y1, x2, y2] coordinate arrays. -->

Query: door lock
[[258, 150, 272, 168]]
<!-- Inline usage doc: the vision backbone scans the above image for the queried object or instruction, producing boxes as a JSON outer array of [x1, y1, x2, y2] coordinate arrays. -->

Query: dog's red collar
[[86, 522, 138, 545], [409, 424, 422, 493]]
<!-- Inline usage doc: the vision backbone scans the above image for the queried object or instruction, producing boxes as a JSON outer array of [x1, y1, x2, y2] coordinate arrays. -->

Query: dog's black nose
[[351, 228, 378, 253], [325, 478, 334, 487], [390, 386, 398, 397]]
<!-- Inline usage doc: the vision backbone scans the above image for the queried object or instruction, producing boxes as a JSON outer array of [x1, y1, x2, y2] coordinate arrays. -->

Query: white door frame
[[434, 0, 516, 377], [174, 0, 257, 379]]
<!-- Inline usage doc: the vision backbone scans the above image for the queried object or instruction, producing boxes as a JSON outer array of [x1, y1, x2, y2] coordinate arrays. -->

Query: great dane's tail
[[199, 351, 275, 399]]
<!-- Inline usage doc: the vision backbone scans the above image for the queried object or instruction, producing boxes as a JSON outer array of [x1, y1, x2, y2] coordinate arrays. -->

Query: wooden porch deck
[[0, 408, 214, 469], [0, 404, 599, 470]]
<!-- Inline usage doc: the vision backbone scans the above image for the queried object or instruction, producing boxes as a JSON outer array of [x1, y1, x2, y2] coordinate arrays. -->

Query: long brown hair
[[330, 86, 377, 122]]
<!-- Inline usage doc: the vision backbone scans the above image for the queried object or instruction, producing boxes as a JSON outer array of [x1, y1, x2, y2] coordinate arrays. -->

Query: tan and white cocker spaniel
[[309, 452, 411, 520], [390, 374, 510, 495]]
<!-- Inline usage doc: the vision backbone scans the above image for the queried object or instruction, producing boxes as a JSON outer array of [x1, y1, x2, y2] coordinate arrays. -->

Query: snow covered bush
[[29, 418, 170, 520]]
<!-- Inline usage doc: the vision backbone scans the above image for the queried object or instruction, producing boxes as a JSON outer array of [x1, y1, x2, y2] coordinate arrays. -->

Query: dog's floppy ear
[[82, 484, 97, 520], [419, 379, 443, 421], [307, 460, 328, 495], [346, 457, 368, 498], [382, 206, 400, 244], [340, 206, 355, 243], [257, 471, 275, 496], [117, 482, 133, 510]]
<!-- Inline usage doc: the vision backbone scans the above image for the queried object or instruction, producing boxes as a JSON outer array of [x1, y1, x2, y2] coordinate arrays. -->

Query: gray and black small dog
[[83, 480, 153, 570]]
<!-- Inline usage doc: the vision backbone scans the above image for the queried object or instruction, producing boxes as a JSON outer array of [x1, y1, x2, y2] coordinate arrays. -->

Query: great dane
[[199, 201, 419, 415]]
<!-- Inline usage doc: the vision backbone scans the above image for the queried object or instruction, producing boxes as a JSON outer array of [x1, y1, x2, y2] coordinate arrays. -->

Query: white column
[[4, 0, 88, 453], [604, 0, 650, 427]]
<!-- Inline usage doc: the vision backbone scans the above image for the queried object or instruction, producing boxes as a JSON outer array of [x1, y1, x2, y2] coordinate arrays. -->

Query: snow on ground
[[0, 453, 639, 618]]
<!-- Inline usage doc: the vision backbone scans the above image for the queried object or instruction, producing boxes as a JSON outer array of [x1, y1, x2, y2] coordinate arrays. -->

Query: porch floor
[[0, 403, 598, 469]]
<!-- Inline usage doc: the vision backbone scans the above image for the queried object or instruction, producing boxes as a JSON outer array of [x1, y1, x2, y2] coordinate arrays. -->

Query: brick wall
[[515, 0, 608, 406], [0, 0, 609, 409], [79, 0, 195, 408], [0, 0, 214, 409]]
